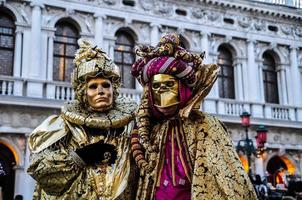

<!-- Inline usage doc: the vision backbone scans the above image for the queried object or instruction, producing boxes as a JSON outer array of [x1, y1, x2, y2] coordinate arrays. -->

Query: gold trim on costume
[[61, 97, 136, 129]]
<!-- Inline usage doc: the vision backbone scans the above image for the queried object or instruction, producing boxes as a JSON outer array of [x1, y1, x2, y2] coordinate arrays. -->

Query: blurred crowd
[[252, 168, 302, 200]]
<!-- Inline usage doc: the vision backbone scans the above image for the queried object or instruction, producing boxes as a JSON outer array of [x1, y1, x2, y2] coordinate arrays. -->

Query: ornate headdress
[[60, 39, 136, 129], [131, 33, 220, 172], [72, 39, 121, 104]]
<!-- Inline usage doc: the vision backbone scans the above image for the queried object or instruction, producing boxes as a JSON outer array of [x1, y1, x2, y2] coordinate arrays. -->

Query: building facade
[[0, 0, 301, 199]]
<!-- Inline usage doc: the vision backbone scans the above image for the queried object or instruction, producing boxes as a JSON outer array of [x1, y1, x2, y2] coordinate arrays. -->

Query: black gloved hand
[[75, 141, 117, 166]]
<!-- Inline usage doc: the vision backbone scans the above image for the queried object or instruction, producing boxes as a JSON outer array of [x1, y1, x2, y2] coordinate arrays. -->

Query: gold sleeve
[[27, 140, 84, 196], [192, 114, 258, 200], [29, 115, 67, 153]]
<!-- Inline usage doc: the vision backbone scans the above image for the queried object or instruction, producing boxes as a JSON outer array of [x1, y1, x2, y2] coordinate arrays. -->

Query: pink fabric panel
[[155, 122, 191, 200]]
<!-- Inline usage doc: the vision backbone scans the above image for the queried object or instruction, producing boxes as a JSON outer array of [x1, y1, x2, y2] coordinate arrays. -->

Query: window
[[53, 21, 79, 82], [0, 11, 15, 76], [175, 9, 187, 16], [217, 46, 235, 99], [114, 31, 135, 89], [262, 52, 279, 104]]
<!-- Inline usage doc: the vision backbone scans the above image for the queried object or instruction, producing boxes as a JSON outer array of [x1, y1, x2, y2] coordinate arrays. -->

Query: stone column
[[285, 66, 293, 105], [12, 27, 24, 96], [13, 135, 35, 200], [47, 32, 55, 81], [211, 55, 219, 98], [13, 28, 23, 77], [150, 23, 160, 46], [94, 14, 105, 49], [241, 58, 249, 101], [27, 2, 44, 98], [247, 40, 260, 102], [290, 46, 302, 106], [279, 67, 288, 105], [23, 136, 35, 200], [29, 2, 43, 79], [258, 63, 265, 103], [255, 157, 264, 177], [234, 59, 244, 101], [21, 30, 31, 78], [14, 165, 27, 199], [201, 31, 210, 64], [107, 38, 115, 60]]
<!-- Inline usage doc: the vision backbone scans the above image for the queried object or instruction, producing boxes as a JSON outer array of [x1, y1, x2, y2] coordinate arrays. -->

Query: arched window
[[262, 52, 279, 104], [53, 20, 79, 82], [217, 46, 235, 99], [114, 31, 135, 89], [0, 11, 15, 76]]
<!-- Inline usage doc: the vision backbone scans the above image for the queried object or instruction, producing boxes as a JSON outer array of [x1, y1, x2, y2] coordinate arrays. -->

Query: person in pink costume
[[130, 33, 257, 200]]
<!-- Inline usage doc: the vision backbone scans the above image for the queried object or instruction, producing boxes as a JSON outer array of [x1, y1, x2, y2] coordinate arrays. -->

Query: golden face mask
[[151, 74, 179, 108], [86, 77, 113, 112]]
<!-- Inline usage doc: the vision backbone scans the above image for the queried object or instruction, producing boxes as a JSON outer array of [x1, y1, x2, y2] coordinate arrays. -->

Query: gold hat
[[72, 39, 120, 90]]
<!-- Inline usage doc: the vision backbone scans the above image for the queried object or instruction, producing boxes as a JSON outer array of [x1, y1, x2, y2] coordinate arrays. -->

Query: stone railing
[[0, 75, 23, 96], [252, 0, 302, 8], [119, 88, 142, 103], [46, 81, 75, 100], [1, 76, 301, 122], [202, 98, 302, 122], [45, 82, 142, 102]]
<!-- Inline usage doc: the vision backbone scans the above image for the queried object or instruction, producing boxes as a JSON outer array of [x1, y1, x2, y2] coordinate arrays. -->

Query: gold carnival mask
[[86, 77, 113, 112], [151, 74, 179, 108]]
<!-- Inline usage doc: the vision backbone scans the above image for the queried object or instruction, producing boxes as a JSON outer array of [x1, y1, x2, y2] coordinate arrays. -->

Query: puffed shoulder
[[29, 115, 68, 153]]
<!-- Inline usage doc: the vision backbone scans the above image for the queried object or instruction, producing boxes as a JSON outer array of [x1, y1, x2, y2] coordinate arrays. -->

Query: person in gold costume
[[27, 40, 137, 200], [130, 33, 258, 200]]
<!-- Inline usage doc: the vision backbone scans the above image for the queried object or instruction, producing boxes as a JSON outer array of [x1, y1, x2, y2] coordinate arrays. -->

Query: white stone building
[[0, 0, 301, 199]]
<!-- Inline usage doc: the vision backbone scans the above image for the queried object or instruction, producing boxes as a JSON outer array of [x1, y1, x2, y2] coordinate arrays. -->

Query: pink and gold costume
[[131, 33, 257, 200]]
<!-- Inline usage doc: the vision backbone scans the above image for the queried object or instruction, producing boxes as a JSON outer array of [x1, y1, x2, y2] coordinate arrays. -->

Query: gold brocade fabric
[[27, 97, 137, 200], [136, 112, 258, 200]]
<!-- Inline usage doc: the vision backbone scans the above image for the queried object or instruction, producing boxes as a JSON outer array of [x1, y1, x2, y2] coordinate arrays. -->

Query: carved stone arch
[[273, 47, 288, 65], [48, 14, 85, 33], [125, 25, 140, 43], [113, 25, 138, 42], [1, 4, 24, 24], [0, 137, 23, 166], [229, 41, 245, 59], [262, 49, 281, 63], [104, 21, 123, 37], [257, 46, 281, 64], [217, 42, 238, 59], [264, 152, 298, 175]]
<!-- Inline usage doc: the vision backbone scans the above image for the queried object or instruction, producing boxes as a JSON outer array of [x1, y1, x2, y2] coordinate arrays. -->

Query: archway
[[266, 155, 296, 187], [0, 143, 16, 200]]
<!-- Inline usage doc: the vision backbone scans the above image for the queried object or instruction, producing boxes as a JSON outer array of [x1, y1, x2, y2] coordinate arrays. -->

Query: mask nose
[[98, 86, 105, 95]]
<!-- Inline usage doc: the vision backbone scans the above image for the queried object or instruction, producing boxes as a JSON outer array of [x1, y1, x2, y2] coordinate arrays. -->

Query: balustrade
[[252, 0, 302, 8], [0, 76, 301, 122], [0, 79, 14, 95]]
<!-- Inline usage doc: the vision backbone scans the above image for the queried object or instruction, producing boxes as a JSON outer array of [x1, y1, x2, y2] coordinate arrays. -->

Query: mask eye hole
[[102, 82, 111, 88], [88, 83, 98, 90], [152, 83, 160, 89], [166, 81, 174, 87]]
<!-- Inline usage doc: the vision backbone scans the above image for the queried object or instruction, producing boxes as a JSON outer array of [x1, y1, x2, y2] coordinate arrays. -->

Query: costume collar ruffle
[[61, 97, 137, 129]]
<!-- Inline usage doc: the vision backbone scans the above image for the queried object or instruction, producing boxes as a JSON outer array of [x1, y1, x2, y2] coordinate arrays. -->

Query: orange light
[[280, 156, 295, 175], [239, 155, 249, 173], [0, 141, 19, 165]]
